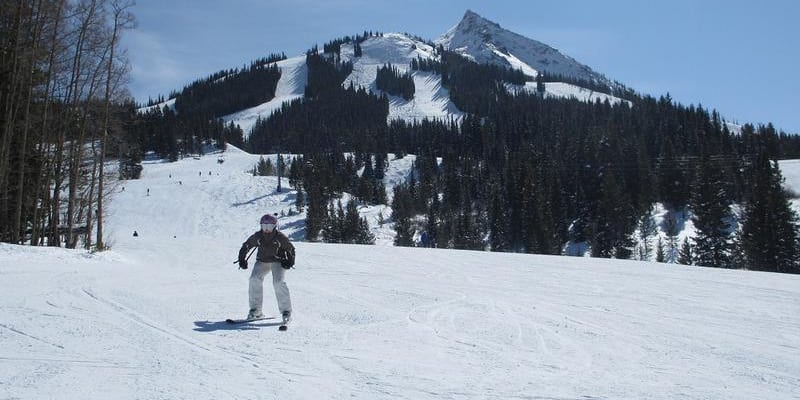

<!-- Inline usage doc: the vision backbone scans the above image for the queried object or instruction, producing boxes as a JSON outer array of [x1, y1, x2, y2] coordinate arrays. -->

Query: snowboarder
[[238, 214, 295, 324]]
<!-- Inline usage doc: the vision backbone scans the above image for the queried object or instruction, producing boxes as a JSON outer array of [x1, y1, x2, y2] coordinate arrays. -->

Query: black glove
[[280, 250, 294, 269], [238, 244, 250, 269]]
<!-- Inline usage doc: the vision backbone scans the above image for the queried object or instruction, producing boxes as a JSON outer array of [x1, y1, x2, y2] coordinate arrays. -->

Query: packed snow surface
[[2, 148, 799, 400]]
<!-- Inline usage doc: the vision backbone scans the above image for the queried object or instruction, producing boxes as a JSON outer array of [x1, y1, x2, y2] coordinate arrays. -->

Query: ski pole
[[233, 246, 257, 267]]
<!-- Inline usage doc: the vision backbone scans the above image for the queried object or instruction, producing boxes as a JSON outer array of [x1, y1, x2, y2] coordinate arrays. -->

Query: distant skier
[[237, 214, 295, 324]]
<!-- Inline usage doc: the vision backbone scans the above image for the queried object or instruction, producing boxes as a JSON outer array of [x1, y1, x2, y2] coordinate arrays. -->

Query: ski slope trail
[[342, 33, 464, 123], [2, 149, 799, 399], [222, 55, 308, 137]]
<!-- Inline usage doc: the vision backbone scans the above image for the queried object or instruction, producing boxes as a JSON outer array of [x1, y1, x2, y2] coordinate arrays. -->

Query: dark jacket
[[240, 230, 295, 263]]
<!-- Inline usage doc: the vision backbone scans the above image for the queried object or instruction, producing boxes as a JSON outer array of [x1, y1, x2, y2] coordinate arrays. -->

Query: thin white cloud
[[124, 29, 185, 100]]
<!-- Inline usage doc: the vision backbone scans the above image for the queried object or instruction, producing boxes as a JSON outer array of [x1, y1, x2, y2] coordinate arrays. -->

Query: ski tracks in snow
[[79, 286, 273, 368]]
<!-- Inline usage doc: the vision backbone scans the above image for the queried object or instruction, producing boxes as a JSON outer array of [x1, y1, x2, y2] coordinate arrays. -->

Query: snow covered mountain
[[437, 10, 614, 88], [2, 148, 799, 399], [154, 10, 631, 135]]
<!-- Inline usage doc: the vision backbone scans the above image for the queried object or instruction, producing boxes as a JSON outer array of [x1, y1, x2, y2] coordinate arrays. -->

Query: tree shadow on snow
[[193, 319, 283, 332], [231, 193, 274, 208], [231, 189, 296, 208]]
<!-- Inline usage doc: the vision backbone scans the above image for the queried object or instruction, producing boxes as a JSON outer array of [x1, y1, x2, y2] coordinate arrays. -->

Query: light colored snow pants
[[249, 261, 291, 315]]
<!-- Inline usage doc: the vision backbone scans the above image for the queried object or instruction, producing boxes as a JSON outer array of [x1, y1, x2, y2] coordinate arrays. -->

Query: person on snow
[[238, 214, 295, 323]]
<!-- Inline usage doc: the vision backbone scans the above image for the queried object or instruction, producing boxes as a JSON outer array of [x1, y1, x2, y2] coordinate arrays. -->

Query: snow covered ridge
[[437, 10, 615, 89]]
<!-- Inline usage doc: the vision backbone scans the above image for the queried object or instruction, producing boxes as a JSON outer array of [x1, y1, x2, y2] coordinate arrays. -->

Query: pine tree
[[322, 201, 344, 243], [295, 187, 305, 212], [739, 156, 800, 273], [637, 207, 658, 261], [656, 237, 666, 262], [489, 189, 509, 251], [427, 194, 440, 248], [373, 181, 388, 205], [690, 156, 733, 268], [454, 211, 484, 250], [592, 171, 635, 258], [356, 217, 376, 244], [657, 138, 690, 210], [393, 215, 415, 247], [343, 199, 362, 243], [678, 237, 693, 265], [304, 178, 327, 242], [392, 184, 415, 246]]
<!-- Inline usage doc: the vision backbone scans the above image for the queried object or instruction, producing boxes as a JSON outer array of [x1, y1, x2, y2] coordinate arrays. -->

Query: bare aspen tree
[[65, 0, 106, 248], [96, 0, 134, 250], [30, 0, 66, 246], [0, 2, 27, 241], [0, 0, 131, 247]]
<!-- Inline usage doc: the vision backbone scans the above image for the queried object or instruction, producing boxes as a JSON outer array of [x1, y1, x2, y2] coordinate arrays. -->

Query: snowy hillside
[[341, 33, 464, 123], [507, 81, 631, 106], [778, 160, 800, 216], [138, 97, 175, 114], [222, 55, 308, 137], [2, 148, 799, 400], [437, 10, 613, 88]]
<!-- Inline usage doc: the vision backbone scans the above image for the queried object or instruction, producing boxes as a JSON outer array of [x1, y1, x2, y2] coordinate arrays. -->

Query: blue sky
[[123, 0, 800, 133]]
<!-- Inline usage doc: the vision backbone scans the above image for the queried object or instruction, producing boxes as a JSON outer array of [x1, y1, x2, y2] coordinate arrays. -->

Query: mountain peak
[[437, 10, 613, 88], [462, 9, 487, 23], [456, 10, 501, 36]]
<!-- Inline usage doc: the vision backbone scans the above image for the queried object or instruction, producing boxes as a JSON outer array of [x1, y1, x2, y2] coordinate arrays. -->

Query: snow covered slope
[[137, 97, 175, 114], [221, 55, 308, 137], [437, 10, 614, 88], [2, 149, 799, 400], [342, 33, 464, 123], [507, 81, 632, 106], [780, 159, 800, 194]]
